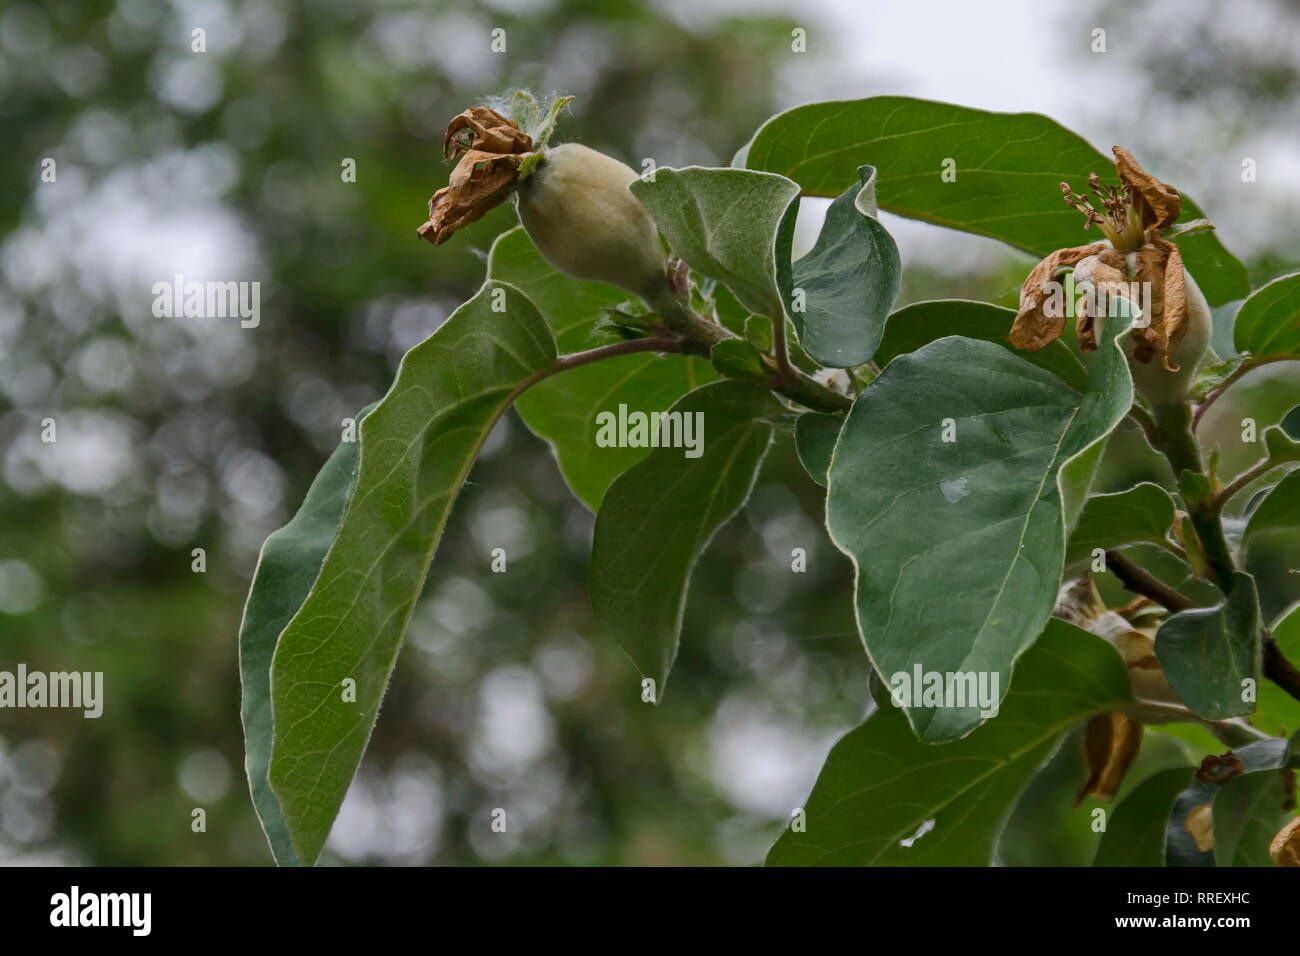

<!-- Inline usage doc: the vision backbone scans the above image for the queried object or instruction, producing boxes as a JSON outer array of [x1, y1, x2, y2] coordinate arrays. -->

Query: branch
[[1193, 355, 1293, 430], [1264, 637, 1300, 706], [1104, 550, 1195, 613]]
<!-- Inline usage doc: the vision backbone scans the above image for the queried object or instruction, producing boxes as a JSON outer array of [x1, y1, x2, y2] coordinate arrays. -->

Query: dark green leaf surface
[[1092, 767, 1195, 867], [630, 167, 800, 316], [998, 729, 1191, 867], [742, 97, 1248, 306], [267, 282, 556, 865], [875, 299, 1086, 391], [1066, 482, 1178, 566], [794, 412, 843, 487], [1244, 468, 1300, 544], [781, 165, 900, 367], [766, 622, 1131, 866], [238, 404, 375, 867], [1233, 271, 1300, 358], [1255, 603, 1300, 738], [488, 226, 715, 510], [826, 315, 1133, 741], [589, 381, 782, 693], [1155, 571, 1261, 720]]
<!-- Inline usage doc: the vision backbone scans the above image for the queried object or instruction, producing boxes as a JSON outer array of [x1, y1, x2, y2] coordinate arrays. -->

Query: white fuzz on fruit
[[517, 143, 667, 300]]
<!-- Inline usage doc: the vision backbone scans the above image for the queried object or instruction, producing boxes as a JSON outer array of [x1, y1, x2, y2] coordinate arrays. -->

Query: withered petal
[[418, 151, 527, 245], [1073, 249, 1128, 352], [1008, 243, 1106, 350], [1128, 237, 1188, 371], [443, 106, 531, 161], [1185, 804, 1215, 852], [1113, 146, 1182, 231], [1075, 711, 1143, 806], [1271, 815, 1300, 866]]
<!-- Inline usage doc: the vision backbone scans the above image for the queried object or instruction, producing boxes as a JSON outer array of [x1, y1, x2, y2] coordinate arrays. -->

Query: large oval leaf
[[876, 299, 1086, 390], [1066, 482, 1178, 566], [589, 380, 782, 695], [238, 403, 375, 866], [1155, 571, 1261, 720], [267, 281, 557, 865], [780, 165, 900, 367], [826, 312, 1133, 741], [742, 96, 1248, 307], [1233, 271, 1300, 358], [766, 621, 1131, 866], [630, 166, 799, 316]]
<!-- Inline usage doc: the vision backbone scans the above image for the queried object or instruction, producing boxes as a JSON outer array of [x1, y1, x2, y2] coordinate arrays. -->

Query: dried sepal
[[1195, 751, 1245, 785], [442, 106, 531, 160], [419, 151, 527, 245], [1008, 243, 1105, 350], [1075, 711, 1143, 805], [419, 106, 537, 246], [1185, 804, 1215, 852], [1113, 146, 1182, 231], [1073, 248, 1128, 352], [1271, 815, 1300, 866], [1129, 236, 1189, 371]]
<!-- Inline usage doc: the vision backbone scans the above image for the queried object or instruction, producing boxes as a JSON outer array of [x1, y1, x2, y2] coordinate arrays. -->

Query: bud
[[516, 143, 667, 300]]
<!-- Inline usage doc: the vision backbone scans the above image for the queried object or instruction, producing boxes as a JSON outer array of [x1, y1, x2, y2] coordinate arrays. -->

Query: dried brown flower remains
[[1009, 147, 1195, 372]]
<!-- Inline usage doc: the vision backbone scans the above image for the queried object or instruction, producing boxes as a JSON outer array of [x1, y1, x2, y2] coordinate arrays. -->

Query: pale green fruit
[[516, 143, 667, 299]]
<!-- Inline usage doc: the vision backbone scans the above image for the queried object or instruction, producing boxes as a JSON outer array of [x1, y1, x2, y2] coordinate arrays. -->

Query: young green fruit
[[516, 143, 667, 300]]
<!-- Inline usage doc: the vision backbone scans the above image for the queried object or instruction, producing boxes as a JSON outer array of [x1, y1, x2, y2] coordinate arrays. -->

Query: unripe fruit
[[516, 144, 667, 300]]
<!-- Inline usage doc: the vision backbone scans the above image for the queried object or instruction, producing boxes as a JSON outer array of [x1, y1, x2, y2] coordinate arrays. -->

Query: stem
[[1264, 637, 1300, 705], [1150, 401, 1237, 591], [1193, 355, 1293, 430], [548, 334, 684, 373], [649, 285, 852, 413], [1105, 550, 1195, 613], [1212, 457, 1286, 512], [769, 304, 796, 379]]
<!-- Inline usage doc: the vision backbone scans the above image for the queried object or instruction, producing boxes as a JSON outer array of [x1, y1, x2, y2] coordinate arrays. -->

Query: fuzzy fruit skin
[[516, 143, 667, 299]]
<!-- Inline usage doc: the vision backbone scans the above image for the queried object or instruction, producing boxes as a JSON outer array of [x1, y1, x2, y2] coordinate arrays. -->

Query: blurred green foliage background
[[0, 0, 1297, 865]]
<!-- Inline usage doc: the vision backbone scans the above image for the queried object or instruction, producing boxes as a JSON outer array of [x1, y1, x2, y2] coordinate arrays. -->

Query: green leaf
[[267, 281, 557, 865], [827, 313, 1133, 741], [998, 728, 1192, 867], [765, 621, 1131, 866], [1254, 602, 1300, 738], [742, 97, 1248, 307], [1155, 571, 1261, 720], [1232, 271, 1300, 358], [1066, 482, 1178, 566], [1092, 767, 1196, 867], [875, 299, 1087, 391], [1166, 737, 1293, 867], [630, 166, 799, 316], [781, 165, 900, 367], [1244, 467, 1300, 544], [487, 226, 714, 510], [238, 403, 376, 867], [794, 412, 842, 487], [710, 338, 770, 382], [589, 381, 782, 694]]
